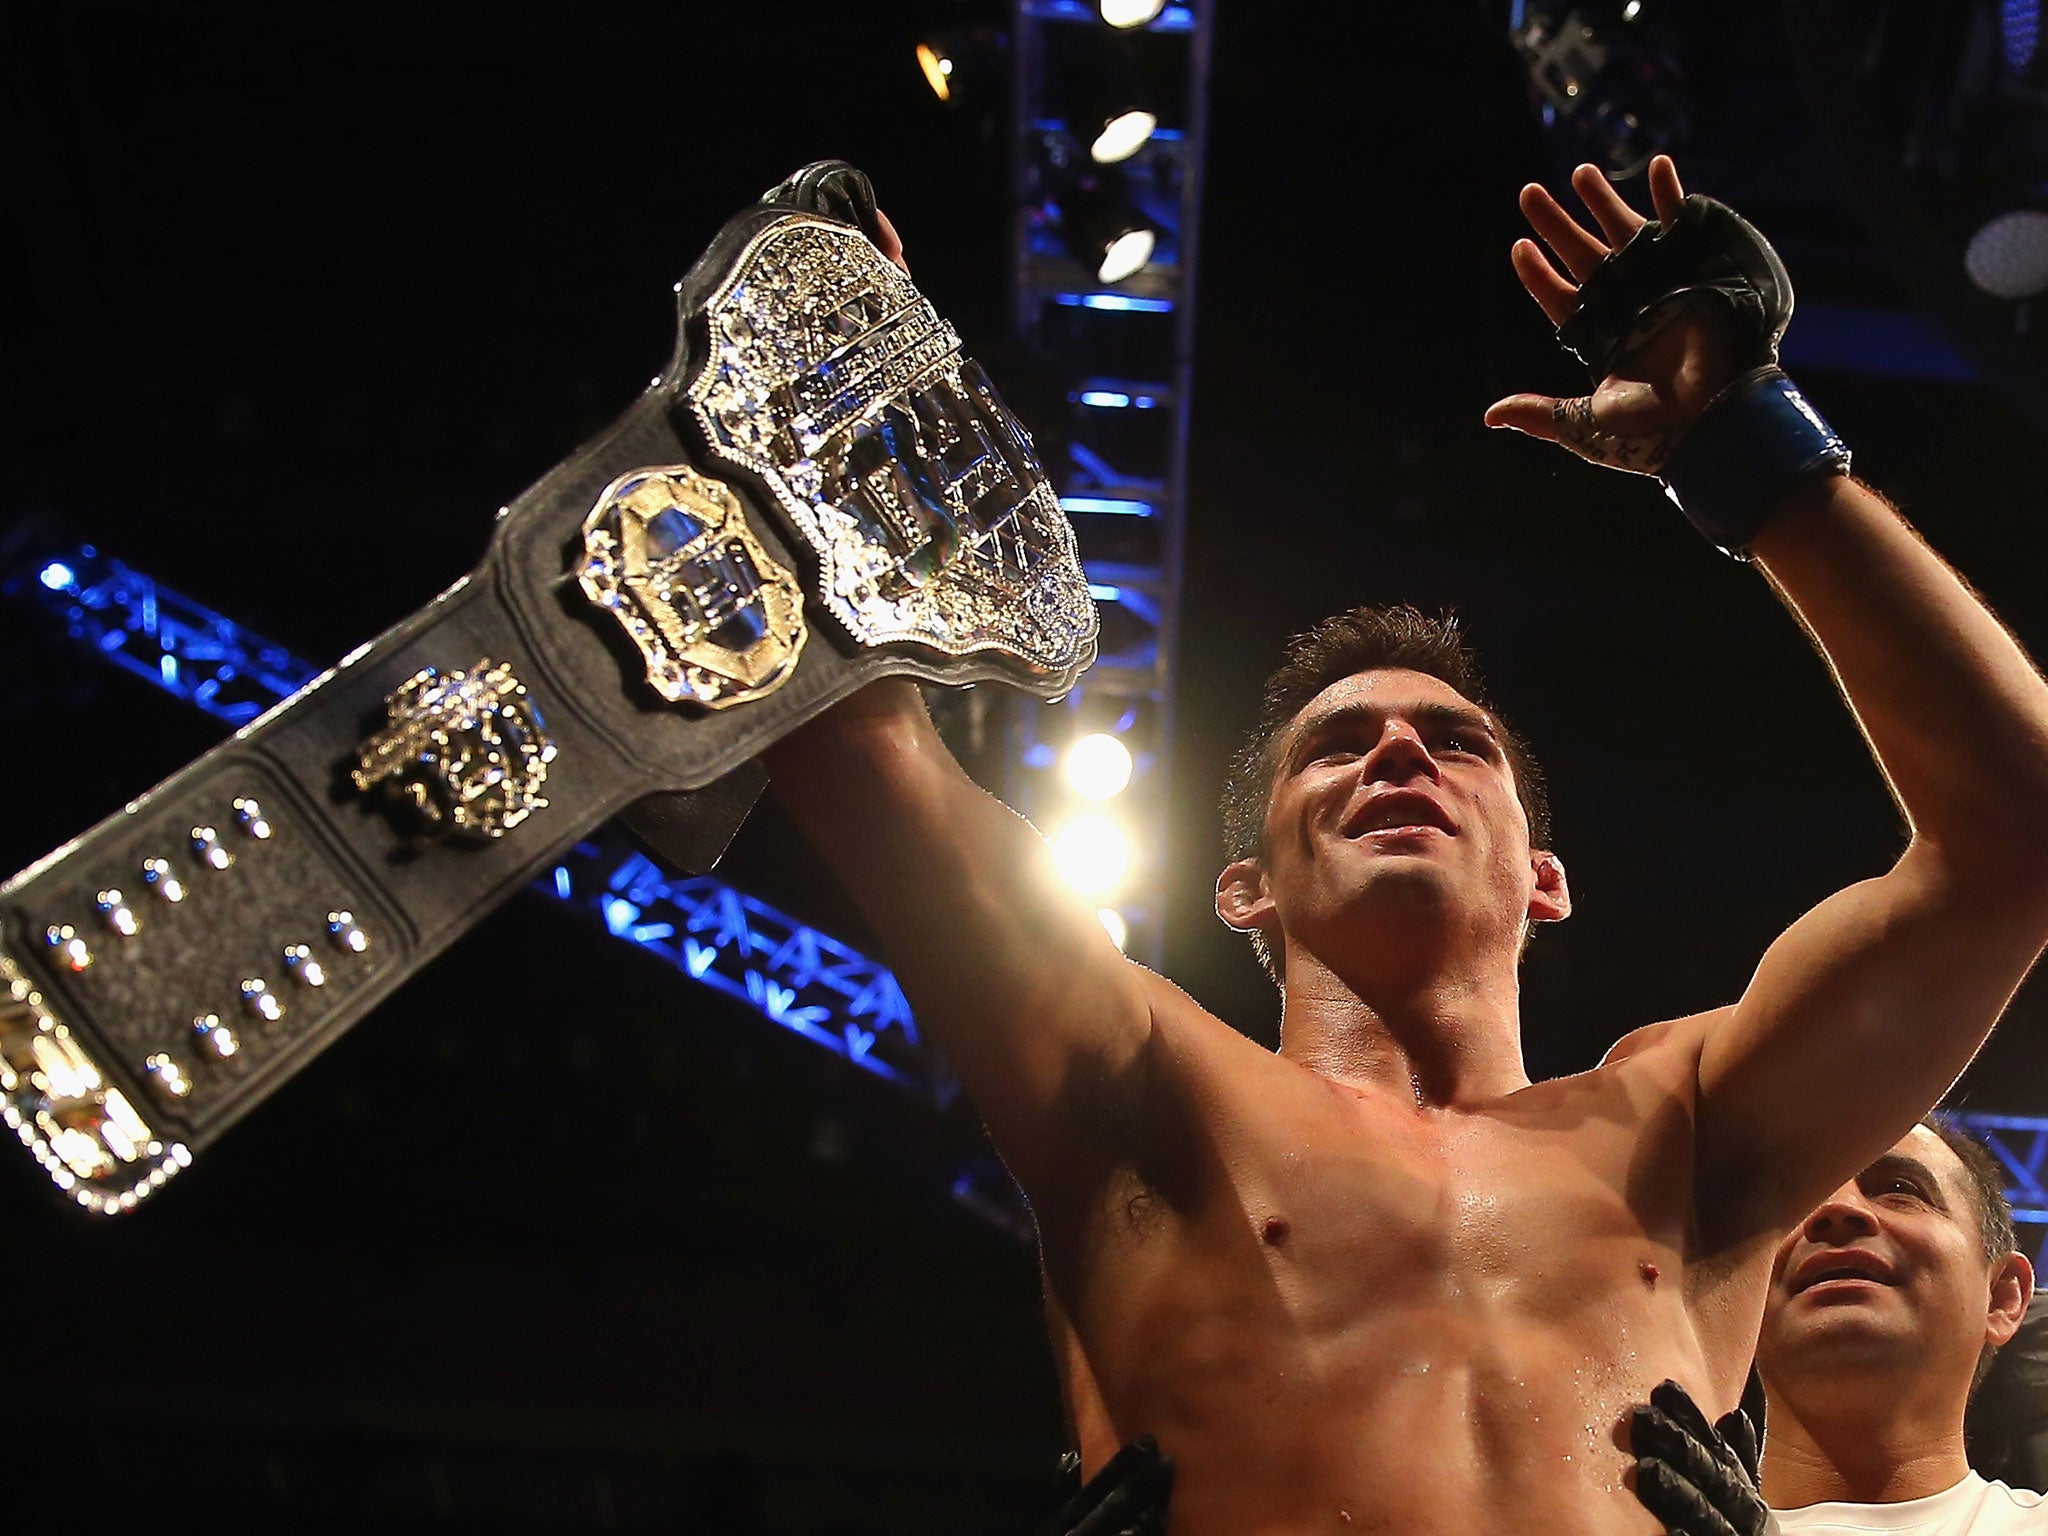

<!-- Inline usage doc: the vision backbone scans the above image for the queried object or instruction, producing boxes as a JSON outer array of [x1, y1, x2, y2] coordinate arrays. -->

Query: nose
[[1801, 1187, 1879, 1245], [1362, 718, 1442, 785]]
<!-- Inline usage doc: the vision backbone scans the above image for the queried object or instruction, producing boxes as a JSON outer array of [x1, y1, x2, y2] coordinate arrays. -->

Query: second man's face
[[1760, 1125, 2013, 1400]]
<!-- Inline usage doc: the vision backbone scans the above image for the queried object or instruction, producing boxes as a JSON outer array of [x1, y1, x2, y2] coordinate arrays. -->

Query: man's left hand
[[1484, 155, 1737, 476]]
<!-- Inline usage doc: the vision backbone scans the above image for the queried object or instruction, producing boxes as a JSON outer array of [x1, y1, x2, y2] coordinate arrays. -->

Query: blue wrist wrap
[[1659, 366, 1852, 559]]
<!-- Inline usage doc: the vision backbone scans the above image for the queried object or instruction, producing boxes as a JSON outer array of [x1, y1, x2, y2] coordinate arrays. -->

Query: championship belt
[[0, 162, 1096, 1213]]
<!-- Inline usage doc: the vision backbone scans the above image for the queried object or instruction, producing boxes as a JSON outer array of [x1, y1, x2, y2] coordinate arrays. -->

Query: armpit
[[1600, 1006, 1732, 1067]]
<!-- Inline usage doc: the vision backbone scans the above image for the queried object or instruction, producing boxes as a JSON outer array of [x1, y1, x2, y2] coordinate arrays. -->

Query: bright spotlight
[[1050, 814, 1132, 896], [915, 41, 956, 103], [1100, 0, 1166, 26], [1098, 227, 1155, 283], [39, 562, 76, 591], [1097, 908, 1129, 950], [1089, 107, 1158, 165], [1055, 176, 1158, 284], [1064, 733, 1133, 799]]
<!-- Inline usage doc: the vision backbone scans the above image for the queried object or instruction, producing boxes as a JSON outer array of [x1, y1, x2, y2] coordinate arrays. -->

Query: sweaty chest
[[1197, 1082, 1681, 1326]]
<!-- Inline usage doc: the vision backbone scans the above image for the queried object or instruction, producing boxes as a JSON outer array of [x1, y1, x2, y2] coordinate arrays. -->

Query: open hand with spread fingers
[[1484, 154, 1742, 476]]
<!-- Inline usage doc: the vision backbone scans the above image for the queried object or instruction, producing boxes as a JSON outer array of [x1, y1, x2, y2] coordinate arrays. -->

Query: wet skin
[[767, 156, 2048, 1535], [1040, 997, 1769, 1536], [1031, 670, 1768, 1536]]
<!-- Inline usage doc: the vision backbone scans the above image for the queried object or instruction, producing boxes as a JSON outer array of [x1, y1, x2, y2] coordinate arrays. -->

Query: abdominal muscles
[[1098, 1288, 1686, 1536]]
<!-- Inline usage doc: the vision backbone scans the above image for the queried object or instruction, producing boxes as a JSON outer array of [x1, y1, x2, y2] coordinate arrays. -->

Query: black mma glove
[[1046, 1436, 1175, 1536], [1559, 194, 1792, 380], [1564, 192, 1850, 557], [1631, 1379, 1771, 1536]]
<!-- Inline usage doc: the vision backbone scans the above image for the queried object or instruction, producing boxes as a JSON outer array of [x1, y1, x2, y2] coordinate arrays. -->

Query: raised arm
[[763, 682, 1155, 1205], [1488, 156, 2048, 1239]]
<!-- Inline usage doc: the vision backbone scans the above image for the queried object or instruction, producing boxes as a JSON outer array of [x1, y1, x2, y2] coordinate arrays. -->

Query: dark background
[[5, 2, 2044, 1531]]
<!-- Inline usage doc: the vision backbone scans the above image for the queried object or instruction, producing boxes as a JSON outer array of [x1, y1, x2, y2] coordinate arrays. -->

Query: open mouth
[[1790, 1251, 1896, 1294], [1343, 792, 1455, 838]]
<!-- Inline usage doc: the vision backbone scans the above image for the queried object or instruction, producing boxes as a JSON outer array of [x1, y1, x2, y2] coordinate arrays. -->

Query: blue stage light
[[1060, 496, 1156, 516], [1054, 292, 1175, 313], [541, 840, 954, 1108]]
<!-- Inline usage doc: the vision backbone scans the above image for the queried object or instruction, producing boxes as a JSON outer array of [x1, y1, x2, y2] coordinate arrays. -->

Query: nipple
[[1638, 1259, 1660, 1285], [1263, 1215, 1291, 1246]]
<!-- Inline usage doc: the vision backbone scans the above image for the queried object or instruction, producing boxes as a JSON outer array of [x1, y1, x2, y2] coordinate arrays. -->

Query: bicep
[[766, 691, 1155, 1193], [1697, 843, 2047, 1232]]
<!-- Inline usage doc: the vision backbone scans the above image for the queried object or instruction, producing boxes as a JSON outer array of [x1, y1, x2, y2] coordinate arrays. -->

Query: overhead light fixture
[[916, 39, 958, 102], [1097, 228, 1155, 283], [1054, 177, 1158, 284], [1965, 209, 2048, 299], [913, 28, 1005, 108], [1089, 107, 1158, 166], [1100, 0, 1166, 27], [1060, 42, 1159, 163]]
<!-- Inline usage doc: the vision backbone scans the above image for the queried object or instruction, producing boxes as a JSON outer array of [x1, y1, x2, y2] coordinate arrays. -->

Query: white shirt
[[1773, 1473, 2048, 1535]]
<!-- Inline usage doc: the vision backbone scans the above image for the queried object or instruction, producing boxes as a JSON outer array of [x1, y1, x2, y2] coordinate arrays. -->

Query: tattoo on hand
[[1550, 396, 1681, 476]]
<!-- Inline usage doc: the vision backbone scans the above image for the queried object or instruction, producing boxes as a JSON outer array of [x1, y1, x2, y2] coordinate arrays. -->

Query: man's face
[[1759, 1125, 2019, 1401], [1232, 668, 1555, 959]]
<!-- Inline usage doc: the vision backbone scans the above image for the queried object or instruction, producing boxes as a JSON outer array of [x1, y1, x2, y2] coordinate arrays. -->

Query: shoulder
[[1982, 1475, 2048, 1512], [1127, 963, 1277, 1066], [1599, 1005, 1734, 1069]]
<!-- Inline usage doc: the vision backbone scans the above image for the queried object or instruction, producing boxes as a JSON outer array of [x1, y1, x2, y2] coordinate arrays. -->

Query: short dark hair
[[1926, 1114, 2017, 1269], [1924, 1114, 2019, 1398], [1217, 605, 1550, 982]]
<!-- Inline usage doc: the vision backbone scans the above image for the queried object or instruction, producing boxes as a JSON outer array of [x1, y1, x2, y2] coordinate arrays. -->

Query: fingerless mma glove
[[1563, 193, 1852, 559]]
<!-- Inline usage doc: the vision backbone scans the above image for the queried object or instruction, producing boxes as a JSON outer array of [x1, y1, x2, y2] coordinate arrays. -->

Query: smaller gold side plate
[[576, 466, 807, 710]]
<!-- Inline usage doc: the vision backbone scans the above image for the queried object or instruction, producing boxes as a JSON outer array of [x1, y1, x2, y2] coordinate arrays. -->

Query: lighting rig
[[996, 0, 1213, 967]]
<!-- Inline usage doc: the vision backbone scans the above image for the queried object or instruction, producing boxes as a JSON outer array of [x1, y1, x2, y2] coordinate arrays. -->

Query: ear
[[1216, 855, 1276, 936], [1528, 850, 1572, 925], [1988, 1251, 2035, 1349]]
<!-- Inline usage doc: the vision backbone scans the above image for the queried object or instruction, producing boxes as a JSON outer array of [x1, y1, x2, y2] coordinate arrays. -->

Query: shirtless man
[[764, 158, 2048, 1534]]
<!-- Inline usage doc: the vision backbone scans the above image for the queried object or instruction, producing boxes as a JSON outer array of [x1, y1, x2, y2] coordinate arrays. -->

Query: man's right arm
[[762, 680, 1157, 1203]]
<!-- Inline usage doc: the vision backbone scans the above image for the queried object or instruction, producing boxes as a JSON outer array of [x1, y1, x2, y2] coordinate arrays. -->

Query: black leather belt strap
[[0, 162, 1096, 1211]]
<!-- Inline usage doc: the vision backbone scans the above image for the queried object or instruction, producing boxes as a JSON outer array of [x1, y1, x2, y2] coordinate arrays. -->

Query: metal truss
[[8, 545, 926, 1078], [1954, 1112, 2048, 1264], [1004, 0, 1212, 965], [4, 541, 1044, 1232], [18, 547, 320, 726], [540, 835, 954, 1108]]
